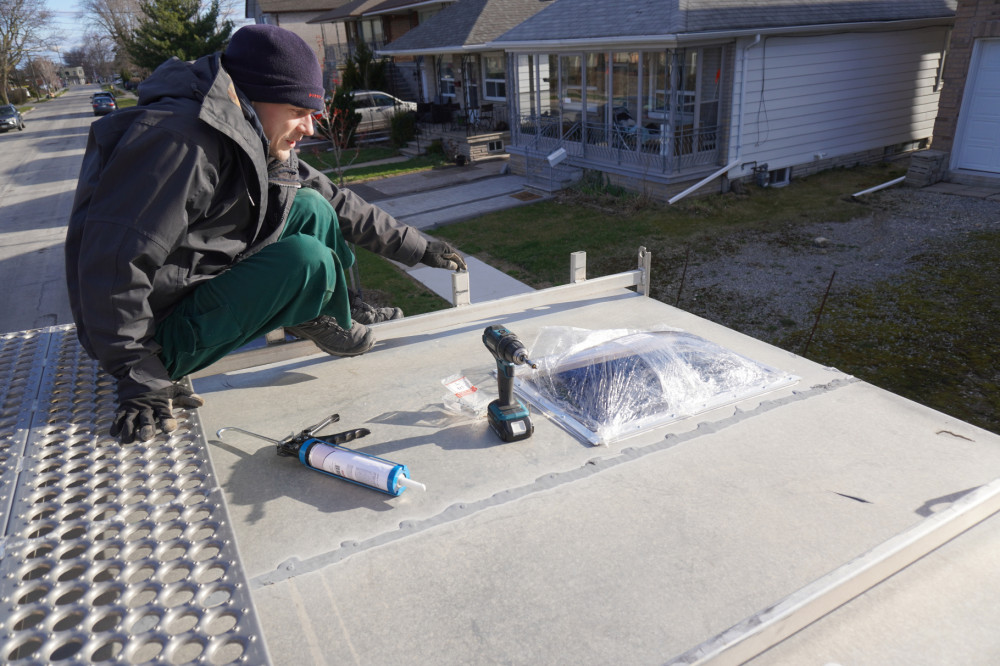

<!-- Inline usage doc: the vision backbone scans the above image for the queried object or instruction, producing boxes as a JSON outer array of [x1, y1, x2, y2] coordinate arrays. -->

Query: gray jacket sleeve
[[297, 160, 427, 266]]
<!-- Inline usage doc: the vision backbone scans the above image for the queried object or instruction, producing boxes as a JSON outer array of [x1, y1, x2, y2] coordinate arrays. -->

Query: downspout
[[669, 33, 761, 205]]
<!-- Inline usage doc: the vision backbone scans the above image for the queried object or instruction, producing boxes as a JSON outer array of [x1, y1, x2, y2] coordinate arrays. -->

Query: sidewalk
[[342, 157, 545, 303]]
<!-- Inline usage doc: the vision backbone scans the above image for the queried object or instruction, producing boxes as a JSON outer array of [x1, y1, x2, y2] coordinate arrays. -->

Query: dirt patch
[[646, 187, 1000, 434]]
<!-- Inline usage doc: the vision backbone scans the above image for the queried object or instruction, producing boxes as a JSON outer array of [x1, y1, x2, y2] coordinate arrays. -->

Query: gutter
[[486, 16, 952, 52], [668, 33, 761, 205], [377, 44, 489, 57], [364, 0, 451, 17]]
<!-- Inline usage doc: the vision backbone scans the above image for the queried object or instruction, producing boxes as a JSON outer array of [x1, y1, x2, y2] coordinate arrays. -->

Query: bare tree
[[31, 55, 59, 92], [62, 46, 87, 67], [0, 0, 55, 104], [82, 31, 117, 81], [85, 0, 142, 52]]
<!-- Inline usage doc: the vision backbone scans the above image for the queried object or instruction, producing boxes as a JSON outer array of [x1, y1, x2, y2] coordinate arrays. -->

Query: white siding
[[729, 28, 949, 177]]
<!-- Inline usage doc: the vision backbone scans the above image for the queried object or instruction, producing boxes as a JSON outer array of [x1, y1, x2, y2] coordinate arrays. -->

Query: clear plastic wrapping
[[516, 326, 798, 445]]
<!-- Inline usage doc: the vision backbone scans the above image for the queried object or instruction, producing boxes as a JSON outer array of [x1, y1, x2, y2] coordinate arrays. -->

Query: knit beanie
[[223, 24, 325, 111]]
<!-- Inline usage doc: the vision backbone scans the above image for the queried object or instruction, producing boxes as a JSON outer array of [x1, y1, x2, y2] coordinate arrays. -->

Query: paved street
[[0, 85, 97, 333]]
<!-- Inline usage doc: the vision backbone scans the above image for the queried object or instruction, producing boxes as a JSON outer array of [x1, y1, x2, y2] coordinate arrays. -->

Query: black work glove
[[421, 241, 468, 271], [111, 384, 206, 444]]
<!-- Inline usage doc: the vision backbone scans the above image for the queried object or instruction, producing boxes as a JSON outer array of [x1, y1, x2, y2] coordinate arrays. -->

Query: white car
[[351, 90, 416, 132]]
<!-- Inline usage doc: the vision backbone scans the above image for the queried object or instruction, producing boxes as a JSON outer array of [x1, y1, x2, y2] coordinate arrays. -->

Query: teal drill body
[[482, 324, 536, 442]]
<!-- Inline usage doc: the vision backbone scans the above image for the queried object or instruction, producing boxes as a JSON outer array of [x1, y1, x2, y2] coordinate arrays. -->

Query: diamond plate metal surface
[[0, 326, 270, 665]]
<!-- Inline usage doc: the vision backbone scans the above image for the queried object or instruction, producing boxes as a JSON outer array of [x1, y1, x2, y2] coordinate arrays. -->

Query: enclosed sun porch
[[504, 45, 731, 190]]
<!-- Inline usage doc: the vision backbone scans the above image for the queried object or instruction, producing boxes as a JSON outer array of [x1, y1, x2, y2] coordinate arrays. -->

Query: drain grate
[[0, 326, 270, 664]]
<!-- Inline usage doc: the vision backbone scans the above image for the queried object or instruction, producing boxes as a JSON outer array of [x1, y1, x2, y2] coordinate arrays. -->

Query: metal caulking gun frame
[[217, 414, 426, 496]]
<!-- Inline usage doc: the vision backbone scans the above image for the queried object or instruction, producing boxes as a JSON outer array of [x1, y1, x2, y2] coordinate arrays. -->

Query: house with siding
[[376, 0, 549, 110], [245, 0, 354, 90], [488, 0, 957, 200], [308, 0, 456, 101]]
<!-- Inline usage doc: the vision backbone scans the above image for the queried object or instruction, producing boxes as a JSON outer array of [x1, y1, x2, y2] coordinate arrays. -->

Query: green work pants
[[155, 188, 355, 379]]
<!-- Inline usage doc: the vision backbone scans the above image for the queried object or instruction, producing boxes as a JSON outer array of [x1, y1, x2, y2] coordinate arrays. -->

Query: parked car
[[0, 104, 25, 132], [92, 94, 117, 116], [351, 91, 416, 133]]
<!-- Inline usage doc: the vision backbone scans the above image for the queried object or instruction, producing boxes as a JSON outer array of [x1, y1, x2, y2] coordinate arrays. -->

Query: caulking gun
[[217, 414, 425, 496]]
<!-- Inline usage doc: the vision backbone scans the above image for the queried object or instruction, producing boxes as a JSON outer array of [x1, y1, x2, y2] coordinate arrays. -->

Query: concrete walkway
[[344, 157, 544, 303]]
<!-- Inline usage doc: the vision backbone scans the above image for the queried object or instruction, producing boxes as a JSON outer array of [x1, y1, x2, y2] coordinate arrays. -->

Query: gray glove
[[421, 241, 467, 271], [111, 383, 205, 444]]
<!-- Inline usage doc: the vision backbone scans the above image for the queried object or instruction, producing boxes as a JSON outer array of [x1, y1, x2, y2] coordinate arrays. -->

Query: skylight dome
[[517, 327, 798, 445]]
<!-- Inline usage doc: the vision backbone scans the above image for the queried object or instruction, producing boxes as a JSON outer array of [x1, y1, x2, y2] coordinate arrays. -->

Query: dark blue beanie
[[223, 25, 325, 111]]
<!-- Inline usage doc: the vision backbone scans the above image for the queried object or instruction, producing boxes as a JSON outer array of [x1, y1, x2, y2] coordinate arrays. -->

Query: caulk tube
[[299, 439, 425, 496]]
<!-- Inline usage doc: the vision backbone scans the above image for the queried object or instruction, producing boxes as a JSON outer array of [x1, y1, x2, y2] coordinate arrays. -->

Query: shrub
[[8, 88, 28, 105], [389, 110, 416, 148], [426, 139, 445, 156]]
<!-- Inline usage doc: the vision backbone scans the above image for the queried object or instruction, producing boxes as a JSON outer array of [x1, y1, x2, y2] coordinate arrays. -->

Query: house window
[[488, 139, 504, 152], [440, 76, 456, 98], [439, 57, 456, 99], [769, 167, 791, 188], [360, 19, 384, 48], [483, 54, 506, 100]]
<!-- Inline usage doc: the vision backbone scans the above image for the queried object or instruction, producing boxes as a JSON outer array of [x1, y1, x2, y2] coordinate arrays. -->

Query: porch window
[[483, 54, 506, 100], [512, 45, 724, 173], [438, 56, 456, 99]]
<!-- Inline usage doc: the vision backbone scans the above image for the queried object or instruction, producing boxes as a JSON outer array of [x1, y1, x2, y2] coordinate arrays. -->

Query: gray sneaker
[[286, 316, 375, 357], [349, 291, 403, 325]]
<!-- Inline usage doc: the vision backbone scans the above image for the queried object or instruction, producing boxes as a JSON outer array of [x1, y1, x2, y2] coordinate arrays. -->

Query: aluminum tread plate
[[0, 326, 269, 665]]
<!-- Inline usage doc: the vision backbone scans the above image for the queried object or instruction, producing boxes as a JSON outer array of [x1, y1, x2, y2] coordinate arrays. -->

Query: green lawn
[[299, 145, 398, 170], [434, 163, 907, 289], [300, 147, 450, 184], [352, 247, 451, 316]]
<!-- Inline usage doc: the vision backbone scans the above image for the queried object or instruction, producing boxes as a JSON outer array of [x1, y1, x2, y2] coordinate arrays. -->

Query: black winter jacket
[[66, 54, 427, 400]]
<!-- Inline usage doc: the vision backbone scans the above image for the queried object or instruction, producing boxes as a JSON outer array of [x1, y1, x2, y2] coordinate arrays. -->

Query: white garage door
[[955, 39, 1000, 174]]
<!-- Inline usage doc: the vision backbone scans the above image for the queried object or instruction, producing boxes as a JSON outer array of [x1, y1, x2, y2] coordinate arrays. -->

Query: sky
[[43, 0, 88, 58], [40, 0, 254, 63]]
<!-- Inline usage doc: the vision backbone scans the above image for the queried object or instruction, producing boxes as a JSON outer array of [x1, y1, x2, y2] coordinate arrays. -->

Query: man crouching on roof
[[65, 25, 466, 445]]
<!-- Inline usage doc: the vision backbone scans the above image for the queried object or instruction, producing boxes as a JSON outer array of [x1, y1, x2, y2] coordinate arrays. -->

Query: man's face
[[252, 102, 315, 161]]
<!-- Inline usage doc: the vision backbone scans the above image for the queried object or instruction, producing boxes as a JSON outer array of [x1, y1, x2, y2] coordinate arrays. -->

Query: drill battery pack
[[487, 398, 534, 442]]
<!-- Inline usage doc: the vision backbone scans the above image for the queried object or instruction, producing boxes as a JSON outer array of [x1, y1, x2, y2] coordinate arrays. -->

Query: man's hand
[[421, 241, 467, 271], [111, 384, 206, 444]]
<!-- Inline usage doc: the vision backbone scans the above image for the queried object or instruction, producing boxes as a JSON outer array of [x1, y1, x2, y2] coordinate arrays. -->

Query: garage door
[[955, 39, 1000, 174]]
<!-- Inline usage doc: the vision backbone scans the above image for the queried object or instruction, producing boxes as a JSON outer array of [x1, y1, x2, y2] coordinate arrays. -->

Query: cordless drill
[[482, 324, 537, 442]]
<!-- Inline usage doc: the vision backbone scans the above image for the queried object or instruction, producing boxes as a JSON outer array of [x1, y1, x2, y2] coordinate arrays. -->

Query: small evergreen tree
[[125, 0, 233, 72], [341, 41, 386, 92]]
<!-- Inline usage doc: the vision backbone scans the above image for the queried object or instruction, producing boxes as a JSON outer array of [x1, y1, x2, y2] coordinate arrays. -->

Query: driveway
[[0, 85, 100, 333]]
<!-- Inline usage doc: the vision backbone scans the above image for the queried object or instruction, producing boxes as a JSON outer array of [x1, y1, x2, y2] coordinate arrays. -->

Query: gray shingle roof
[[493, 0, 957, 43], [308, 0, 450, 23], [380, 0, 550, 52], [258, 0, 347, 12], [308, 0, 384, 23], [365, 0, 439, 14]]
